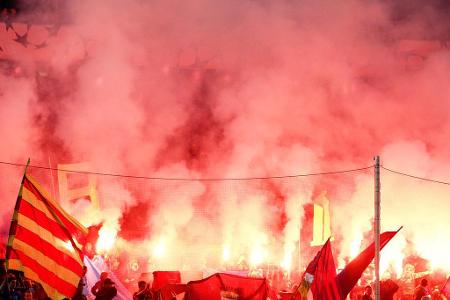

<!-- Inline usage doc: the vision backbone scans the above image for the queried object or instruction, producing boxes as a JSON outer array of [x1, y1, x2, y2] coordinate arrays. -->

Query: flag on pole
[[6, 173, 88, 299], [310, 239, 341, 300], [295, 228, 401, 300], [296, 239, 341, 300], [336, 228, 402, 299], [296, 241, 325, 300]]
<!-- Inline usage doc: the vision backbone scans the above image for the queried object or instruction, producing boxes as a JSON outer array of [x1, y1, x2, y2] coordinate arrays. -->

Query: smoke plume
[[1, 0, 450, 274]]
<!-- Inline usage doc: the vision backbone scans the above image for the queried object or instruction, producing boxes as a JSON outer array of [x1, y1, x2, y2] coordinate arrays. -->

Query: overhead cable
[[0, 160, 374, 182], [381, 166, 450, 186]]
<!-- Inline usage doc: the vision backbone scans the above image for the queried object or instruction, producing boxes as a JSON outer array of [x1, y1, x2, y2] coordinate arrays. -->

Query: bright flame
[[424, 253, 450, 273], [96, 226, 117, 253], [380, 234, 406, 279], [250, 245, 266, 267], [281, 242, 295, 271], [349, 237, 362, 259], [417, 239, 450, 273], [281, 254, 292, 271], [222, 244, 231, 262], [153, 239, 166, 258], [380, 258, 403, 279]]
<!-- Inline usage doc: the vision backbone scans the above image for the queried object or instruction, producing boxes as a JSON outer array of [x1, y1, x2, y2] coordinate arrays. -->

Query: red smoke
[[1, 0, 450, 275]]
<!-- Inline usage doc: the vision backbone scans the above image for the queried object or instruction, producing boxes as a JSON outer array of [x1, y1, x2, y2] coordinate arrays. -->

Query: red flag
[[152, 271, 182, 291], [311, 239, 341, 300], [336, 228, 401, 299], [6, 174, 87, 299], [296, 241, 327, 300], [295, 239, 341, 300], [185, 273, 269, 300]]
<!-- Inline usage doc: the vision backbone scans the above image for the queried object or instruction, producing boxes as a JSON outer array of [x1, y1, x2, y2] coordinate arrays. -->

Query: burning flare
[[152, 238, 167, 258], [96, 226, 118, 254], [250, 245, 266, 267]]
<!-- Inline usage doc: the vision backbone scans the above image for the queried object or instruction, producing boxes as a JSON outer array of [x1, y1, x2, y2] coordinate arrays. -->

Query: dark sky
[[386, 0, 450, 38], [0, 0, 70, 24], [1, 0, 450, 37]]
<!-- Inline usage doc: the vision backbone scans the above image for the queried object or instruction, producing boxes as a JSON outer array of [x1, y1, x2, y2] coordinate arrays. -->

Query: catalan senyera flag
[[6, 173, 88, 299]]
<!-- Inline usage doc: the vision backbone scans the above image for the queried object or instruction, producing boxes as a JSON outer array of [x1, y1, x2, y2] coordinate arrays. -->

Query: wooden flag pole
[[374, 156, 381, 300], [5, 158, 31, 270]]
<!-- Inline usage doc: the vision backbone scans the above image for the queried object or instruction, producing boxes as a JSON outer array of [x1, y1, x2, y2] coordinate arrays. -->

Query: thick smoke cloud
[[1, 0, 450, 273]]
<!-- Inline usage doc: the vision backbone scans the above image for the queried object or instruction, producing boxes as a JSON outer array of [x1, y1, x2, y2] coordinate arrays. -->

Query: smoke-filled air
[[1, 0, 450, 281]]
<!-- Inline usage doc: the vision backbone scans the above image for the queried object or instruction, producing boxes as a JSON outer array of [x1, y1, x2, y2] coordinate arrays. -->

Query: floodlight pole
[[374, 156, 381, 300]]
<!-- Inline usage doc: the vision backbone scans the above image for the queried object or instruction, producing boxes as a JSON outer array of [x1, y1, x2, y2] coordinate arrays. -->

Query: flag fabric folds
[[336, 229, 401, 299], [84, 256, 133, 300], [295, 229, 400, 300], [6, 174, 87, 299], [309, 239, 341, 300], [185, 273, 269, 300], [295, 239, 340, 300], [296, 273, 313, 300], [296, 241, 327, 300], [152, 271, 182, 291]]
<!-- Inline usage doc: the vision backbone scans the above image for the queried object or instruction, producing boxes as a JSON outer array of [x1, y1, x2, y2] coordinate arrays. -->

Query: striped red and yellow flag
[[6, 174, 88, 299]]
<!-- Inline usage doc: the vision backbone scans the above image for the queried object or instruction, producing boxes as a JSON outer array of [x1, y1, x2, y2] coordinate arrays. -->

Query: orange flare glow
[[222, 244, 231, 262], [153, 239, 166, 258], [250, 246, 266, 267], [96, 226, 117, 254]]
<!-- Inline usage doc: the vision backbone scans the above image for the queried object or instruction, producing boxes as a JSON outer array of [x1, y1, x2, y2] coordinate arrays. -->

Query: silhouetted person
[[401, 264, 430, 300], [91, 271, 109, 297], [431, 286, 446, 300], [23, 279, 34, 300], [33, 283, 48, 300], [381, 279, 400, 300], [133, 280, 152, 300], [414, 279, 429, 300], [0, 260, 9, 299], [93, 278, 117, 300], [362, 285, 374, 300], [8, 273, 23, 300]]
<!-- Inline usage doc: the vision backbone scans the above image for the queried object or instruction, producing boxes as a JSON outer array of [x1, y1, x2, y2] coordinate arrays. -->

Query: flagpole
[[5, 158, 30, 270], [374, 156, 381, 300], [48, 154, 58, 202]]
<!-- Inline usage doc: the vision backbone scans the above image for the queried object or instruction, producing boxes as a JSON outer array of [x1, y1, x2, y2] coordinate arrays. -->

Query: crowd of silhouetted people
[[1, 257, 449, 300], [0, 259, 120, 300], [351, 278, 448, 300]]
